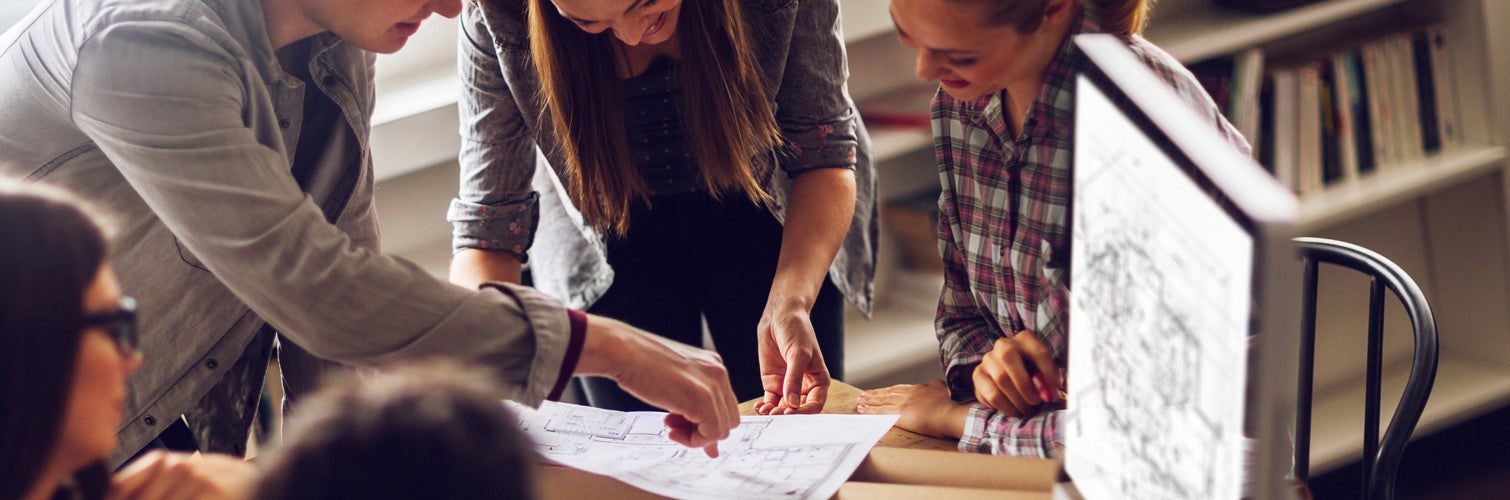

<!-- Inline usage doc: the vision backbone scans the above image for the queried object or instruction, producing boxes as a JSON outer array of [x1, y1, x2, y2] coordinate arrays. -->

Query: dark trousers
[[579, 192, 845, 411]]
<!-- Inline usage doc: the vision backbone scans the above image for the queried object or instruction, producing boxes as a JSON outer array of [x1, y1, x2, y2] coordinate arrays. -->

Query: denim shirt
[[0, 0, 574, 465], [449, 0, 878, 314]]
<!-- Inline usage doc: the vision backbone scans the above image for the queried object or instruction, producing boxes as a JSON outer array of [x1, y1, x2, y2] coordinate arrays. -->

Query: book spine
[[1412, 29, 1442, 154], [1319, 59, 1345, 185], [1347, 48, 1376, 175], [1330, 52, 1360, 182], [1428, 24, 1463, 148]]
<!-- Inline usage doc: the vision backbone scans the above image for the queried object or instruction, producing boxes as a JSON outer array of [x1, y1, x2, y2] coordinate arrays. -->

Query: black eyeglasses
[[83, 296, 139, 355]]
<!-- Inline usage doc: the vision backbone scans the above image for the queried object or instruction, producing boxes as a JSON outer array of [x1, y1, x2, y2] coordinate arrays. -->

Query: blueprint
[[1064, 77, 1252, 500], [505, 400, 899, 500]]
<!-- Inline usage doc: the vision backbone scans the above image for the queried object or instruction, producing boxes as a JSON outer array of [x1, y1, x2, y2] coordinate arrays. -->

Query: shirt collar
[[205, 0, 345, 87]]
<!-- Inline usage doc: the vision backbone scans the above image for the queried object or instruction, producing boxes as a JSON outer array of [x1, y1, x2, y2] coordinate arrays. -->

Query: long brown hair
[[0, 179, 113, 500], [962, 0, 1154, 38], [525, 0, 781, 234]]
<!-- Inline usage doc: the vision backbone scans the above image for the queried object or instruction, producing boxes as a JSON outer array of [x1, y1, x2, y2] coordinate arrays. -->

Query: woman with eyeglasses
[[0, 180, 256, 500]]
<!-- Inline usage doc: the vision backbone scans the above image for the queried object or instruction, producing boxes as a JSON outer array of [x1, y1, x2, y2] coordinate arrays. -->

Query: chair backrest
[[1292, 237, 1439, 500]]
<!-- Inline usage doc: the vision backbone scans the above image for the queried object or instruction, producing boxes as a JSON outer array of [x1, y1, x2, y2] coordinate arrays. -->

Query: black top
[[622, 56, 701, 195]]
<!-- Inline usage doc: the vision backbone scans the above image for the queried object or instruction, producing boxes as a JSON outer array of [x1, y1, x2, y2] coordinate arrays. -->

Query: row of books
[[1191, 25, 1463, 197]]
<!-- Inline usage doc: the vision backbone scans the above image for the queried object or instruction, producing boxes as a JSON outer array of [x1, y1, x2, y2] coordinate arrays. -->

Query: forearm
[[768, 168, 855, 310], [450, 248, 524, 288]]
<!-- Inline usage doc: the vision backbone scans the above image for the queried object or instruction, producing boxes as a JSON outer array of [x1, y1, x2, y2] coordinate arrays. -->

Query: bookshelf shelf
[[1309, 355, 1510, 471], [1297, 145, 1507, 230], [1148, 0, 1408, 63]]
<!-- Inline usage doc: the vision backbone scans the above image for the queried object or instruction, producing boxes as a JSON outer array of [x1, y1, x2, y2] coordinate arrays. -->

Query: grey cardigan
[[449, 0, 878, 314], [0, 0, 574, 464]]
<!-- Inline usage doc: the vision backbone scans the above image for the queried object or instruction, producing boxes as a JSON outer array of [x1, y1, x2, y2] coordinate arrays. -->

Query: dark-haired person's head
[[255, 360, 537, 500], [0, 179, 140, 500]]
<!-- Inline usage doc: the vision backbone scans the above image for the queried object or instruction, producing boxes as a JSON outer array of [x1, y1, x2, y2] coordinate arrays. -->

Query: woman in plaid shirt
[[858, 0, 1249, 458]]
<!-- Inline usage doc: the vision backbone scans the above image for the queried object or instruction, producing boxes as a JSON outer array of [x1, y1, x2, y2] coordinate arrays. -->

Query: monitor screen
[[1064, 34, 1299, 500]]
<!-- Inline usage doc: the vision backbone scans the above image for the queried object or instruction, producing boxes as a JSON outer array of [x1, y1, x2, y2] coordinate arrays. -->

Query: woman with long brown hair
[[448, 0, 876, 414], [0, 180, 256, 500], [856, 0, 1249, 457]]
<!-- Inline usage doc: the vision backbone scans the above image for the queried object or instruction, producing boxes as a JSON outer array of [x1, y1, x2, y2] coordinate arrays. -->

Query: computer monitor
[[1064, 34, 1301, 500]]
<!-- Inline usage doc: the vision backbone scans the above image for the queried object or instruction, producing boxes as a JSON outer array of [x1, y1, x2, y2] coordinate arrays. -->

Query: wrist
[[764, 286, 816, 314], [935, 402, 971, 439], [575, 315, 629, 380]]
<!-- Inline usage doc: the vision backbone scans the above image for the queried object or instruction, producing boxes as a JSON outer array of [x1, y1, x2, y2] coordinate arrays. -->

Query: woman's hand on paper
[[754, 303, 831, 415], [857, 379, 969, 439]]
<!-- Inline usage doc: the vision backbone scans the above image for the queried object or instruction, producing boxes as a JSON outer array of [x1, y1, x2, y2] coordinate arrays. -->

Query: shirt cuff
[[958, 403, 994, 453], [447, 194, 540, 260], [547, 309, 588, 401]]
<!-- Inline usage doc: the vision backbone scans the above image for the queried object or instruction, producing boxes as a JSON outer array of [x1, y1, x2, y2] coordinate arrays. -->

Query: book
[[1297, 64, 1323, 196], [1269, 68, 1300, 192], [1329, 51, 1362, 182], [1411, 29, 1442, 154], [1232, 49, 1267, 156], [1361, 41, 1395, 170], [1318, 59, 1345, 185], [1390, 34, 1424, 163], [1427, 25, 1463, 148]]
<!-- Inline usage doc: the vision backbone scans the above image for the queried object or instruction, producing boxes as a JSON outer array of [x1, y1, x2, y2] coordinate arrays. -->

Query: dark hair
[[522, 0, 780, 235], [255, 360, 537, 500], [959, 0, 1154, 38], [0, 179, 113, 500]]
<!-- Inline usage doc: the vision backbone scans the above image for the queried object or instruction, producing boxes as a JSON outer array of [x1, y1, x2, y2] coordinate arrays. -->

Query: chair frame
[[1293, 237, 1439, 500]]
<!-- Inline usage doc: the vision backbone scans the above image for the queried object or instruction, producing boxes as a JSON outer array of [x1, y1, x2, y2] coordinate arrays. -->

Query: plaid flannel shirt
[[932, 11, 1251, 458]]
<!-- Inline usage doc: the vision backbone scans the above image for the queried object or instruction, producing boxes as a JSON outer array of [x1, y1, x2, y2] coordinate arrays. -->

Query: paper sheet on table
[[506, 400, 899, 500]]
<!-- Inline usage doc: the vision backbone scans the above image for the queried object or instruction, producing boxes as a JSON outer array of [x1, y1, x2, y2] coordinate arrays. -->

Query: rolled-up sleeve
[[448, 2, 540, 260], [775, 0, 858, 175], [71, 20, 570, 406]]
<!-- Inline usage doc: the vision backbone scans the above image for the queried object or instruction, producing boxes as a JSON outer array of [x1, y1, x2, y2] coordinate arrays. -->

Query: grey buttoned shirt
[[1, 0, 574, 465]]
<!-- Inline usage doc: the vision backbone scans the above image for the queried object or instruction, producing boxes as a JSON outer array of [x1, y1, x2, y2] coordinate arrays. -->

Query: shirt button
[[143, 415, 157, 426], [278, 118, 291, 129], [205, 359, 219, 369]]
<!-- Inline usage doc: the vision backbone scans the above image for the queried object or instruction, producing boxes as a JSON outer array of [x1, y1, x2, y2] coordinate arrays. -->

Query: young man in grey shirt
[[0, 0, 738, 465]]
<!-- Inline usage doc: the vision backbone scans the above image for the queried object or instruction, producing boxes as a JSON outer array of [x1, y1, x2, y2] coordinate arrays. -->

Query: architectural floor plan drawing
[[1065, 80, 1252, 500], [505, 400, 898, 500]]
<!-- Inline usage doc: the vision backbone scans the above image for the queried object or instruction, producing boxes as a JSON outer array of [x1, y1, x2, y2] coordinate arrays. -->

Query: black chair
[[1293, 237, 1439, 500]]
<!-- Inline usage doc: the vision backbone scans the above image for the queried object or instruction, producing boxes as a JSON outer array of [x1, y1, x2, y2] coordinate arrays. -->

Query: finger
[[665, 413, 704, 448], [994, 347, 1042, 407], [706, 378, 739, 442], [1020, 335, 1064, 401], [795, 379, 828, 414], [975, 368, 1024, 418], [703, 443, 720, 459], [781, 351, 810, 409], [761, 389, 782, 409], [984, 358, 1032, 413]]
